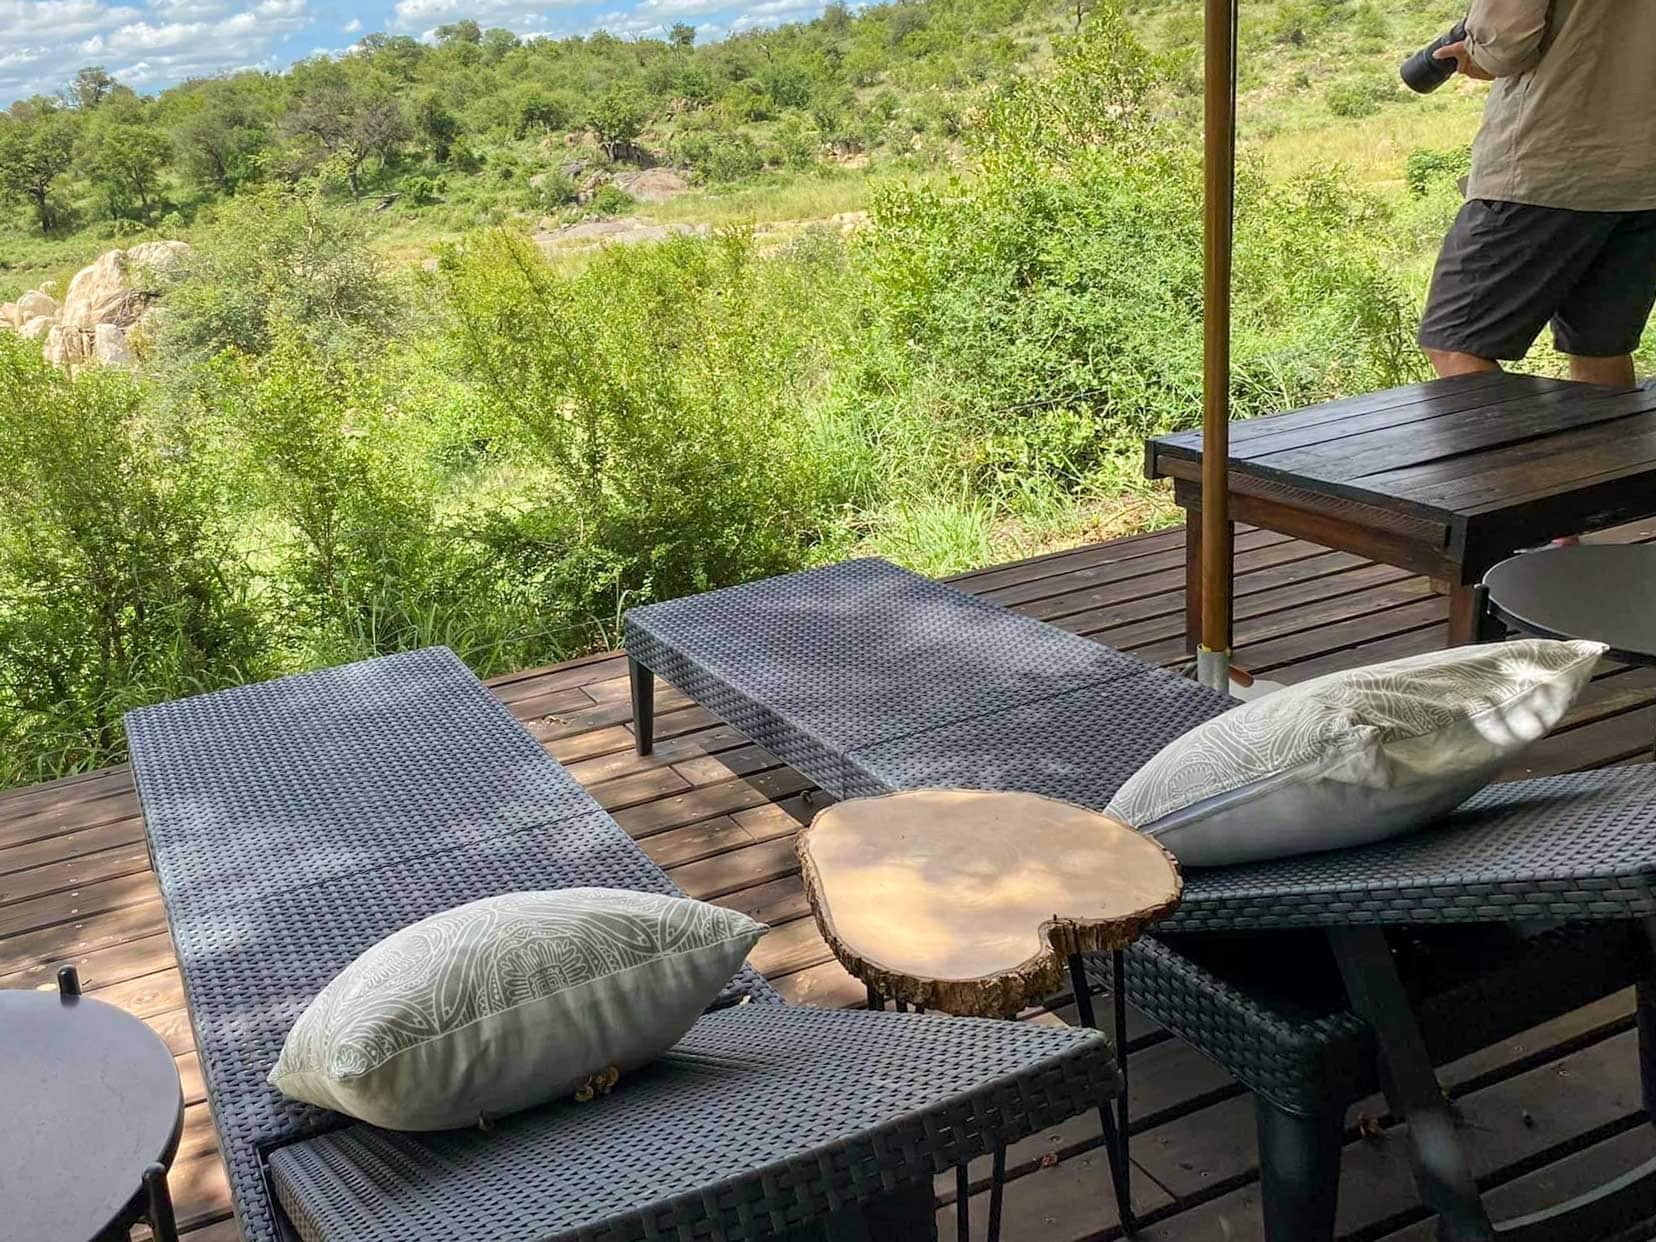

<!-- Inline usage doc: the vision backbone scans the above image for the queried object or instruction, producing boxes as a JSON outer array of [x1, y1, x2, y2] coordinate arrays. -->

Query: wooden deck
[[6, 520, 1656, 1242]]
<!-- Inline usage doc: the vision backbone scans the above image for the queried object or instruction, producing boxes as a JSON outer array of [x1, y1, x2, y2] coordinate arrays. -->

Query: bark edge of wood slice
[[797, 788, 1182, 1018]]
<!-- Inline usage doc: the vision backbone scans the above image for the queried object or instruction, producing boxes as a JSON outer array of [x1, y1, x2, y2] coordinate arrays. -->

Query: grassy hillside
[[1, 0, 1482, 298]]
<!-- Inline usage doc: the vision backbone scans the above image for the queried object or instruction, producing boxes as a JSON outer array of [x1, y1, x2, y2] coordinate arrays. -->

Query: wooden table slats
[[1147, 374, 1656, 647]]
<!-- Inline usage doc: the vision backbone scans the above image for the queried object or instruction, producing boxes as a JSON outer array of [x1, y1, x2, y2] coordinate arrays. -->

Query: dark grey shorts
[[1418, 199, 1656, 360]]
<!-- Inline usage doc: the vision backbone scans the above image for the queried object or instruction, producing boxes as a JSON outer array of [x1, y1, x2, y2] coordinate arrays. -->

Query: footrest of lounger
[[268, 1004, 1118, 1242]]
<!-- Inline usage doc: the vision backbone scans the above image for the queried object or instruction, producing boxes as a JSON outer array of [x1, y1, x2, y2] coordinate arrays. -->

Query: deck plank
[[4, 524, 1655, 1241]]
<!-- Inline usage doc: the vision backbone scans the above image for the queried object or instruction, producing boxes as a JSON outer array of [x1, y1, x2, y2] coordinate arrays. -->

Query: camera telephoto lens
[[1400, 21, 1469, 93]]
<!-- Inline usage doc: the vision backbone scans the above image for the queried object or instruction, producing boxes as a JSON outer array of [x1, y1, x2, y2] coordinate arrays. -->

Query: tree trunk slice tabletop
[[798, 789, 1183, 1018]]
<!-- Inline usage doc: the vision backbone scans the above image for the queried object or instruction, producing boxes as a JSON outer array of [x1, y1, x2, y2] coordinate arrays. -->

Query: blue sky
[[0, 0, 827, 106]]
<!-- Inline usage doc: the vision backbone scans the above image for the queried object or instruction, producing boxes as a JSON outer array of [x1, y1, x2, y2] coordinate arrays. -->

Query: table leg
[[628, 656, 655, 756], [1068, 953, 1135, 1233], [1184, 509, 1203, 656], [986, 1144, 1006, 1242], [1329, 926, 1494, 1242], [1447, 584, 1483, 648], [956, 1164, 971, 1242], [144, 1163, 179, 1242]]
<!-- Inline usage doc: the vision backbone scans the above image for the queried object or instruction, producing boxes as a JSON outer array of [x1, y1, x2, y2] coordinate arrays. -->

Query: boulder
[[93, 322, 135, 366], [59, 241, 192, 331], [43, 325, 89, 366], [61, 251, 143, 329], [0, 302, 16, 329], [17, 289, 59, 321], [19, 315, 53, 341], [611, 168, 691, 204], [123, 240, 191, 285]]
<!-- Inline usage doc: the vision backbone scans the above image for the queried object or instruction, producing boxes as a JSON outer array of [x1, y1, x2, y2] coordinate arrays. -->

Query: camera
[[1400, 21, 1469, 93]]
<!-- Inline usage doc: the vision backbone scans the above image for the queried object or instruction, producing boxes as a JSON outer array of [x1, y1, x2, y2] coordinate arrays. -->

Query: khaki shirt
[[1465, 0, 1656, 212]]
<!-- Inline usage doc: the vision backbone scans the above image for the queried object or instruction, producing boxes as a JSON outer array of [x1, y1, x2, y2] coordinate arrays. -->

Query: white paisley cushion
[[269, 889, 766, 1131], [1105, 639, 1605, 867]]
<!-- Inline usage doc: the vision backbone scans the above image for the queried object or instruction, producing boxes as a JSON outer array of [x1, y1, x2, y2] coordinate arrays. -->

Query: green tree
[[0, 102, 77, 233], [435, 19, 482, 44], [159, 178, 400, 361], [413, 91, 460, 163], [82, 119, 171, 219], [284, 61, 409, 193], [587, 85, 651, 160], [670, 23, 696, 50], [481, 27, 520, 60], [69, 66, 117, 110], [168, 76, 272, 194]]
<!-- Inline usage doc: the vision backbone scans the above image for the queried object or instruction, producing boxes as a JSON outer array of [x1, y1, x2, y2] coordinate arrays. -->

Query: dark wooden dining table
[[1145, 372, 1656, 647]]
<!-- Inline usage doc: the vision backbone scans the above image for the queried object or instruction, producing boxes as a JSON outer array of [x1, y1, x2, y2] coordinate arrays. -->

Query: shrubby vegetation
[[0, 0, 1037, 254], [0, 5, 1443, 785], [4, 0, 1648, 786]]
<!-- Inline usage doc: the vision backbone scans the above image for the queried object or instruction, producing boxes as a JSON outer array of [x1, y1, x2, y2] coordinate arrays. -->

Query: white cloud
[[391, 0, 587, 31], [730, 0, 817, 26], [341, 14, 359, 29], [635, 0, 731, 18], [1, 0, 312, 100]]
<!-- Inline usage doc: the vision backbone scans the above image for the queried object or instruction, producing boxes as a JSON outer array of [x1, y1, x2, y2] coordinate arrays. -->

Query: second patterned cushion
[[1106, 639, 1604, 867], [269, 888, 766, 1130]]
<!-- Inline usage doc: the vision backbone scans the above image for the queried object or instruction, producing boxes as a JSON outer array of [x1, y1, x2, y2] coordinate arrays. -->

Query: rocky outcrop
[[16, 290, 58, 322], [610, 168, 691, 203], [93, 322, 136, 365], [2, 240, 190, 368]]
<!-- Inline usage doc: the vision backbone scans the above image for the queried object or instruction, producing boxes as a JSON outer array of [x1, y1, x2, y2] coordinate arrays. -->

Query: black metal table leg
[[145, 1162, 180, 1242], [956, 1163, 971, 1242], [986, 1144, 1006, 1242], [627, 656, 654, 756], [1068, 953, 1135, 1233], [1329, 926, 1495, 1242]]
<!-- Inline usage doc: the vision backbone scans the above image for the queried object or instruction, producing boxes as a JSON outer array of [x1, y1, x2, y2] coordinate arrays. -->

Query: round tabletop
[[0, 987, 183, 1242], [1483, 545, 1656, 666], [797, 789, 1182, 1018]]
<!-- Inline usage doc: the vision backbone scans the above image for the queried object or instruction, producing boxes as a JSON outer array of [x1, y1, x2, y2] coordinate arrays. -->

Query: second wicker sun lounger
[[624, 556, 1656, 1242], [124, 646, 1124, 1242]]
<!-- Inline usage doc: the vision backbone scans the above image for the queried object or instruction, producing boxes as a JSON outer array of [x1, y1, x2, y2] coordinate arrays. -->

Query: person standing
[[1418, 0, 1656, 389]]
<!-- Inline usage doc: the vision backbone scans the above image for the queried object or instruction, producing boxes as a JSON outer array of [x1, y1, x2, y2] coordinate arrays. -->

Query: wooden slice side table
[[798, 788, 1183, 1241]]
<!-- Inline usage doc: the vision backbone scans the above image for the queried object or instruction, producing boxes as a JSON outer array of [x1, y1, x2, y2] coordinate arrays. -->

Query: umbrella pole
[[1197, 0, 1238, 693]]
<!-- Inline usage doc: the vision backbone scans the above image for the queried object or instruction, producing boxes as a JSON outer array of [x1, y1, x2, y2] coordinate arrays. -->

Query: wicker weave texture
[[620, 557, 1656, 1115], [625, 557, 1230, 806], [126, 646, 1120, 1242], [271, 1004, 1116, 1242], [1166, 765, 1656, 930], [124, 649, 778, 1242]]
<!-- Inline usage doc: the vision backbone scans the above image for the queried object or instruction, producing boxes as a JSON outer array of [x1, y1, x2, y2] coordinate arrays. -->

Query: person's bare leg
[[1423, 348, 1501, 379], [1567, 353, 1636, 389]]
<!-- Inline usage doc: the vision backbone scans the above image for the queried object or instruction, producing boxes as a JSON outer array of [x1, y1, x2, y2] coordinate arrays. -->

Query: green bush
[[436, 229, 854, 614], [0, 335, 267, 784], [588, 183, 635, 215], [158, 176, 401, 362], [1325, 75, 1395, 118], [857, 3, 1420, 502], [1405, 145, 1472, 197]]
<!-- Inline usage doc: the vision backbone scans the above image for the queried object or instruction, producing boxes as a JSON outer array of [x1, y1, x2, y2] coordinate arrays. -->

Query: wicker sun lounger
[[625, 557, 1656, 1242], [124, 646, 1123, 1242]]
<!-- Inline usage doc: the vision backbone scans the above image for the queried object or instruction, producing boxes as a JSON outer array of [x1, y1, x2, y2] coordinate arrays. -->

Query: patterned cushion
[[269, 889, 766, 1131], [1105, 640, 1605, 867]]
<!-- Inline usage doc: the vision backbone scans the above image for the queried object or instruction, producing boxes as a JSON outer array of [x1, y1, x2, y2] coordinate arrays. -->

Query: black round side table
[[1478, 545, 1656, 665], [2, 966, 183, 1242]]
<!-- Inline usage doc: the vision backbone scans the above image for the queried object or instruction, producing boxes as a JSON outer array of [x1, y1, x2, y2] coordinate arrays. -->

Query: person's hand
[[1433, 39, 1495, 81]]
